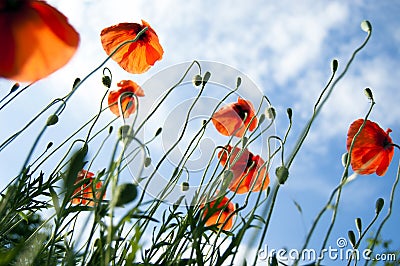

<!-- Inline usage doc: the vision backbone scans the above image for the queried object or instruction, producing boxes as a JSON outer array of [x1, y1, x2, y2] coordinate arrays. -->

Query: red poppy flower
[[201, 196, 235, 231], [212, 97, 258, 137], [0, 0, 80, 82], [218, 145, 269, 194], [346, 119, 395, 176], [100, 20, 163, 74], [108, 80, 144, 118], [71, 170, 105, 206]]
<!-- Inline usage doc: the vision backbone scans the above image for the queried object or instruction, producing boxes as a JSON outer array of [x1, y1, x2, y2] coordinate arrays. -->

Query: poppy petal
[[0, 1, 79, 82], [100, 21, 163, 74], [346, 119, 395, 176]]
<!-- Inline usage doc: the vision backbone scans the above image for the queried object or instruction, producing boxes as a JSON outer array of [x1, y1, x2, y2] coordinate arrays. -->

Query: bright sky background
[[0, 0, 399, 265]]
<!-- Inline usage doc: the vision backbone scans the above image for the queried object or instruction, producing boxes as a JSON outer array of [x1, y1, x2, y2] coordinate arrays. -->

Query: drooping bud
[[102, 75, 112, 88], [192, 74, 202, 87], [375, 198, 384, 214], [144, 157, 151, 167], [276, 166, 289, 185], [114, 183, 138, 207], [332, 59, 339, 72], [10, 83, 20, 93], [286, 108, 293, 121], [118, 125, 131, 140], [341, 152, 349, 167], [46, 114, 59, 126], [265, 107, 276, 120], [361, 20, 372, 33], [348, 230, 356, 247], [72, 78, 81, 90], [364, 88, 374, 102], [355, 218, 362, 234], [155, 127, 162, 137], [181, 182, 190, 192], [202, 71, 211, 86]]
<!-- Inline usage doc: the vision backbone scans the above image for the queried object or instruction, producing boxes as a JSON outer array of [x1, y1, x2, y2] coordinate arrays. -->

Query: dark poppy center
[[232, 103, 248, 121], [246, 152, 255, 168], [2, 0, 25, 11]]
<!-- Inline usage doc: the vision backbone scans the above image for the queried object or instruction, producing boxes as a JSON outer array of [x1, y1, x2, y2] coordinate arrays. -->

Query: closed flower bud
[[46, 114, 59, 126], [287, 108, 293, 121], [10, 83, 20, 93], [102, 75, 112, 88], [375, 198, 384, 214], [118, 125, 131, 140], [181, 182, 190, 191], [265, 107, 276, 120], [332, 59, 339, 72], [355, 218, 362, 233], [276, 166, 289, 185], [361, 20, 372, 33], [192, 74, 202, 87], [144, 157, 151, 167], [364, 88, 374, 101], [202, 71, 211, 86], [114, 183, 138, 207], [348, 230, 356, 247], [341, 152, 349, 167], [72, 78, 81, 90]]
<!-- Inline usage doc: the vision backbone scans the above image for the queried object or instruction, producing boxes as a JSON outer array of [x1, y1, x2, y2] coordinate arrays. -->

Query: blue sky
[[0, 0, 399, 265]]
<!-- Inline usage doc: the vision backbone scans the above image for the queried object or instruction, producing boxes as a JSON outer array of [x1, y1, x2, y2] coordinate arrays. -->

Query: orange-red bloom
[[0, 0, 80, 82], [71, 170, 104, 206], [108, 80, 144, 118], [218, 145, 269, 194], [212, 97, 258, 137], [201, 196, 235, 231], [100, 20, 163, 74], [346, 119, 395, 176]]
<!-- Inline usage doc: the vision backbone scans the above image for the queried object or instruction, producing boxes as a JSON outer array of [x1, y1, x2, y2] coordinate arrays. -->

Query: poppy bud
[[118, 125, 131, 140], [258, 114, 265, 124], [72, 78, 81, 90], [202, 71, 211, 86], [192, 74, 202, 87], [236, 77, 242, 88], [355, 217, 362, 233], [364, 88, 374, 101], [361, 20, 372, 33], [286, 108, 292, 121], [155, 127, 162, 137], [46, 114, 59, 126], [276, 166, 289, 185], [102, 75, 112, 88], [375, 198, 384, 214], [114, 183, 138, 207], [332, 59, 339, 72], [341, 152, 349, 167], [144, 157, 151, 167], [181, 182, 190, 191], [348, 230, 356, 247], [46, 142, 53, 150], [265, 107, 276, 120], [10, 83, 20, 93]]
